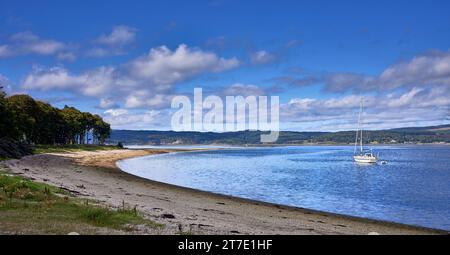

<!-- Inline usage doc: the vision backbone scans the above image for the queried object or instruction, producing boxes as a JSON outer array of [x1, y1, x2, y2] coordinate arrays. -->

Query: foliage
[[0, 86, 15, 139], [0, 90, 110, 146]]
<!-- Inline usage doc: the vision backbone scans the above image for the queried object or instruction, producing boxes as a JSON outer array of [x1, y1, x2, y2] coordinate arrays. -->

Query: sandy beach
[[1, 149, 447, 235]]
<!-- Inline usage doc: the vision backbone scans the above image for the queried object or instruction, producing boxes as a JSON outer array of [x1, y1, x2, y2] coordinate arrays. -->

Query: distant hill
[[107, 124, 450, 145], [389, 124, 450, 133]]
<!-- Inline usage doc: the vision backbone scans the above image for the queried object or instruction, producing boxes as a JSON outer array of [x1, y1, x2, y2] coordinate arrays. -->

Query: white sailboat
[[353, 98, 377, 164]]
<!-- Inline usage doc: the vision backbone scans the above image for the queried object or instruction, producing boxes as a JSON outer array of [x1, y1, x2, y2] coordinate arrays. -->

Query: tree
[[61, 106, 85, 144], [35, 101, 65, 144], [60, 106, 110, 145], [1, 92, 111, 145], [81, 112, 96, 144], [91, 114, 110, 144], [0, 86, 11, 138], [6, 94, 40, 142]]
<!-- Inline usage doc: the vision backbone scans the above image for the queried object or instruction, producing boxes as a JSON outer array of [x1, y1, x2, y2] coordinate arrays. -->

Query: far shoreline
[[121, 143, 450, 149]]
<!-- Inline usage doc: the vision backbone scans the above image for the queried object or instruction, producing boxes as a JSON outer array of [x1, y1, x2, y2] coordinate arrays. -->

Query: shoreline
[[122, 143, 450, 148], [2, 149, 448, 235]]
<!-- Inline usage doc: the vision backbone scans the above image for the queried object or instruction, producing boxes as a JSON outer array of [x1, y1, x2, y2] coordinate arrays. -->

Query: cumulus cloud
[[124, 91, 174, 109], [23, 67, 79, 90], [250, 50, 276, 65], [22, 44, 240, 109], [86, 26, 137, 57], [95, 26, 137, 46], [11, 32, 66, 55], [249, 41, 302, 66], [273, 50, 450, 95], [103, 108, 163, 130], [324, 73, 373, 93], [375, 51, 450, 89], [323, 50, 450, 93], [281, 87, 450, 131], [98, 98, 119, 109], [22, 66, 118, 97], [126, 44, 239, 85], [104, 108, 129, 117], [0, 32, 68, 57]]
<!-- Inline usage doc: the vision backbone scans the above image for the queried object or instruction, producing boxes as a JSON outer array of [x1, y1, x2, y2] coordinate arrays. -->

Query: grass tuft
[[0, 171, 164, 234]]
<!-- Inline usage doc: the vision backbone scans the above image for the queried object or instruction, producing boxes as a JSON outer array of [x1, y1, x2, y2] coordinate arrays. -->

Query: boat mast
[[360, 98, 364, 154], [354, 97, 363, 155]]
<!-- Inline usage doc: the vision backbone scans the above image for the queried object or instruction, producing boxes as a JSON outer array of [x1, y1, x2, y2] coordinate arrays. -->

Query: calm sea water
[[117, 146, 450, 230]]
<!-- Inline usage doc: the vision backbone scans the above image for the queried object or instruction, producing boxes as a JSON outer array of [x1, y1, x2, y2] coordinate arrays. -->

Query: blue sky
[[1, 0, 449, 131]]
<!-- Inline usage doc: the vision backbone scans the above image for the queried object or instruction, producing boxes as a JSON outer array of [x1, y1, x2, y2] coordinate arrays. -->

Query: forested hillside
[[108, 125, 450, 145]]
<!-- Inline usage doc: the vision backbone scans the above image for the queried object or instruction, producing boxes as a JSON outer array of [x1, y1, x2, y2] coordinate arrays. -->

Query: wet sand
[[2, 149, 447, 235]]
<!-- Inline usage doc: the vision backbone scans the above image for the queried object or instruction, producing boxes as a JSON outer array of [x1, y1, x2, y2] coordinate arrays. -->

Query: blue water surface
[[117, 146, 450, 230]]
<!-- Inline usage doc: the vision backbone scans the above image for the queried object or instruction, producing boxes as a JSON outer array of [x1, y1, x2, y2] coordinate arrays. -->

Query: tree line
[[0, 87, 110, 145]]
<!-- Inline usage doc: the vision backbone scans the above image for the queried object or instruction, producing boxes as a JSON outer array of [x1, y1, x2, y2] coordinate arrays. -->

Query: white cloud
[[324, 73, 373, 93], [27, 40, 65, 55], [99, 98, 118, 109], [22, 66, 118, 97], [95, 26, 137, 46], [23, 66, 83, 90], [282, 87, 450, 131], [376, 51, 450, 89], [0, 32, 68, 57], [126, 44, 239, 85], [103, 108, 163, 129], [250, 50, 276, 65], [324, 50, 450, 93], [104, 108, 128, 117], [23, 44, 240, 109], [385, 87, 422, 108], [81, 67, 119, 96], [1, 27, 136, 59], [124, 91, 173, 109], [86, 26, 137, 57], [287, 98, 317, 111]]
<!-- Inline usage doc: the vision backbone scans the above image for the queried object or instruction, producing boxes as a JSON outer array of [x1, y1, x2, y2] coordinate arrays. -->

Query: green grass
[[33, 144, 120, 154], [0, 172, 68, 199], [0, 171, 163, 234]]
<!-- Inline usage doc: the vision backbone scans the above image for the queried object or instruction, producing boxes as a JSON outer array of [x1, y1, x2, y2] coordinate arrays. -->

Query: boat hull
[[353, 155, 377, 163]]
